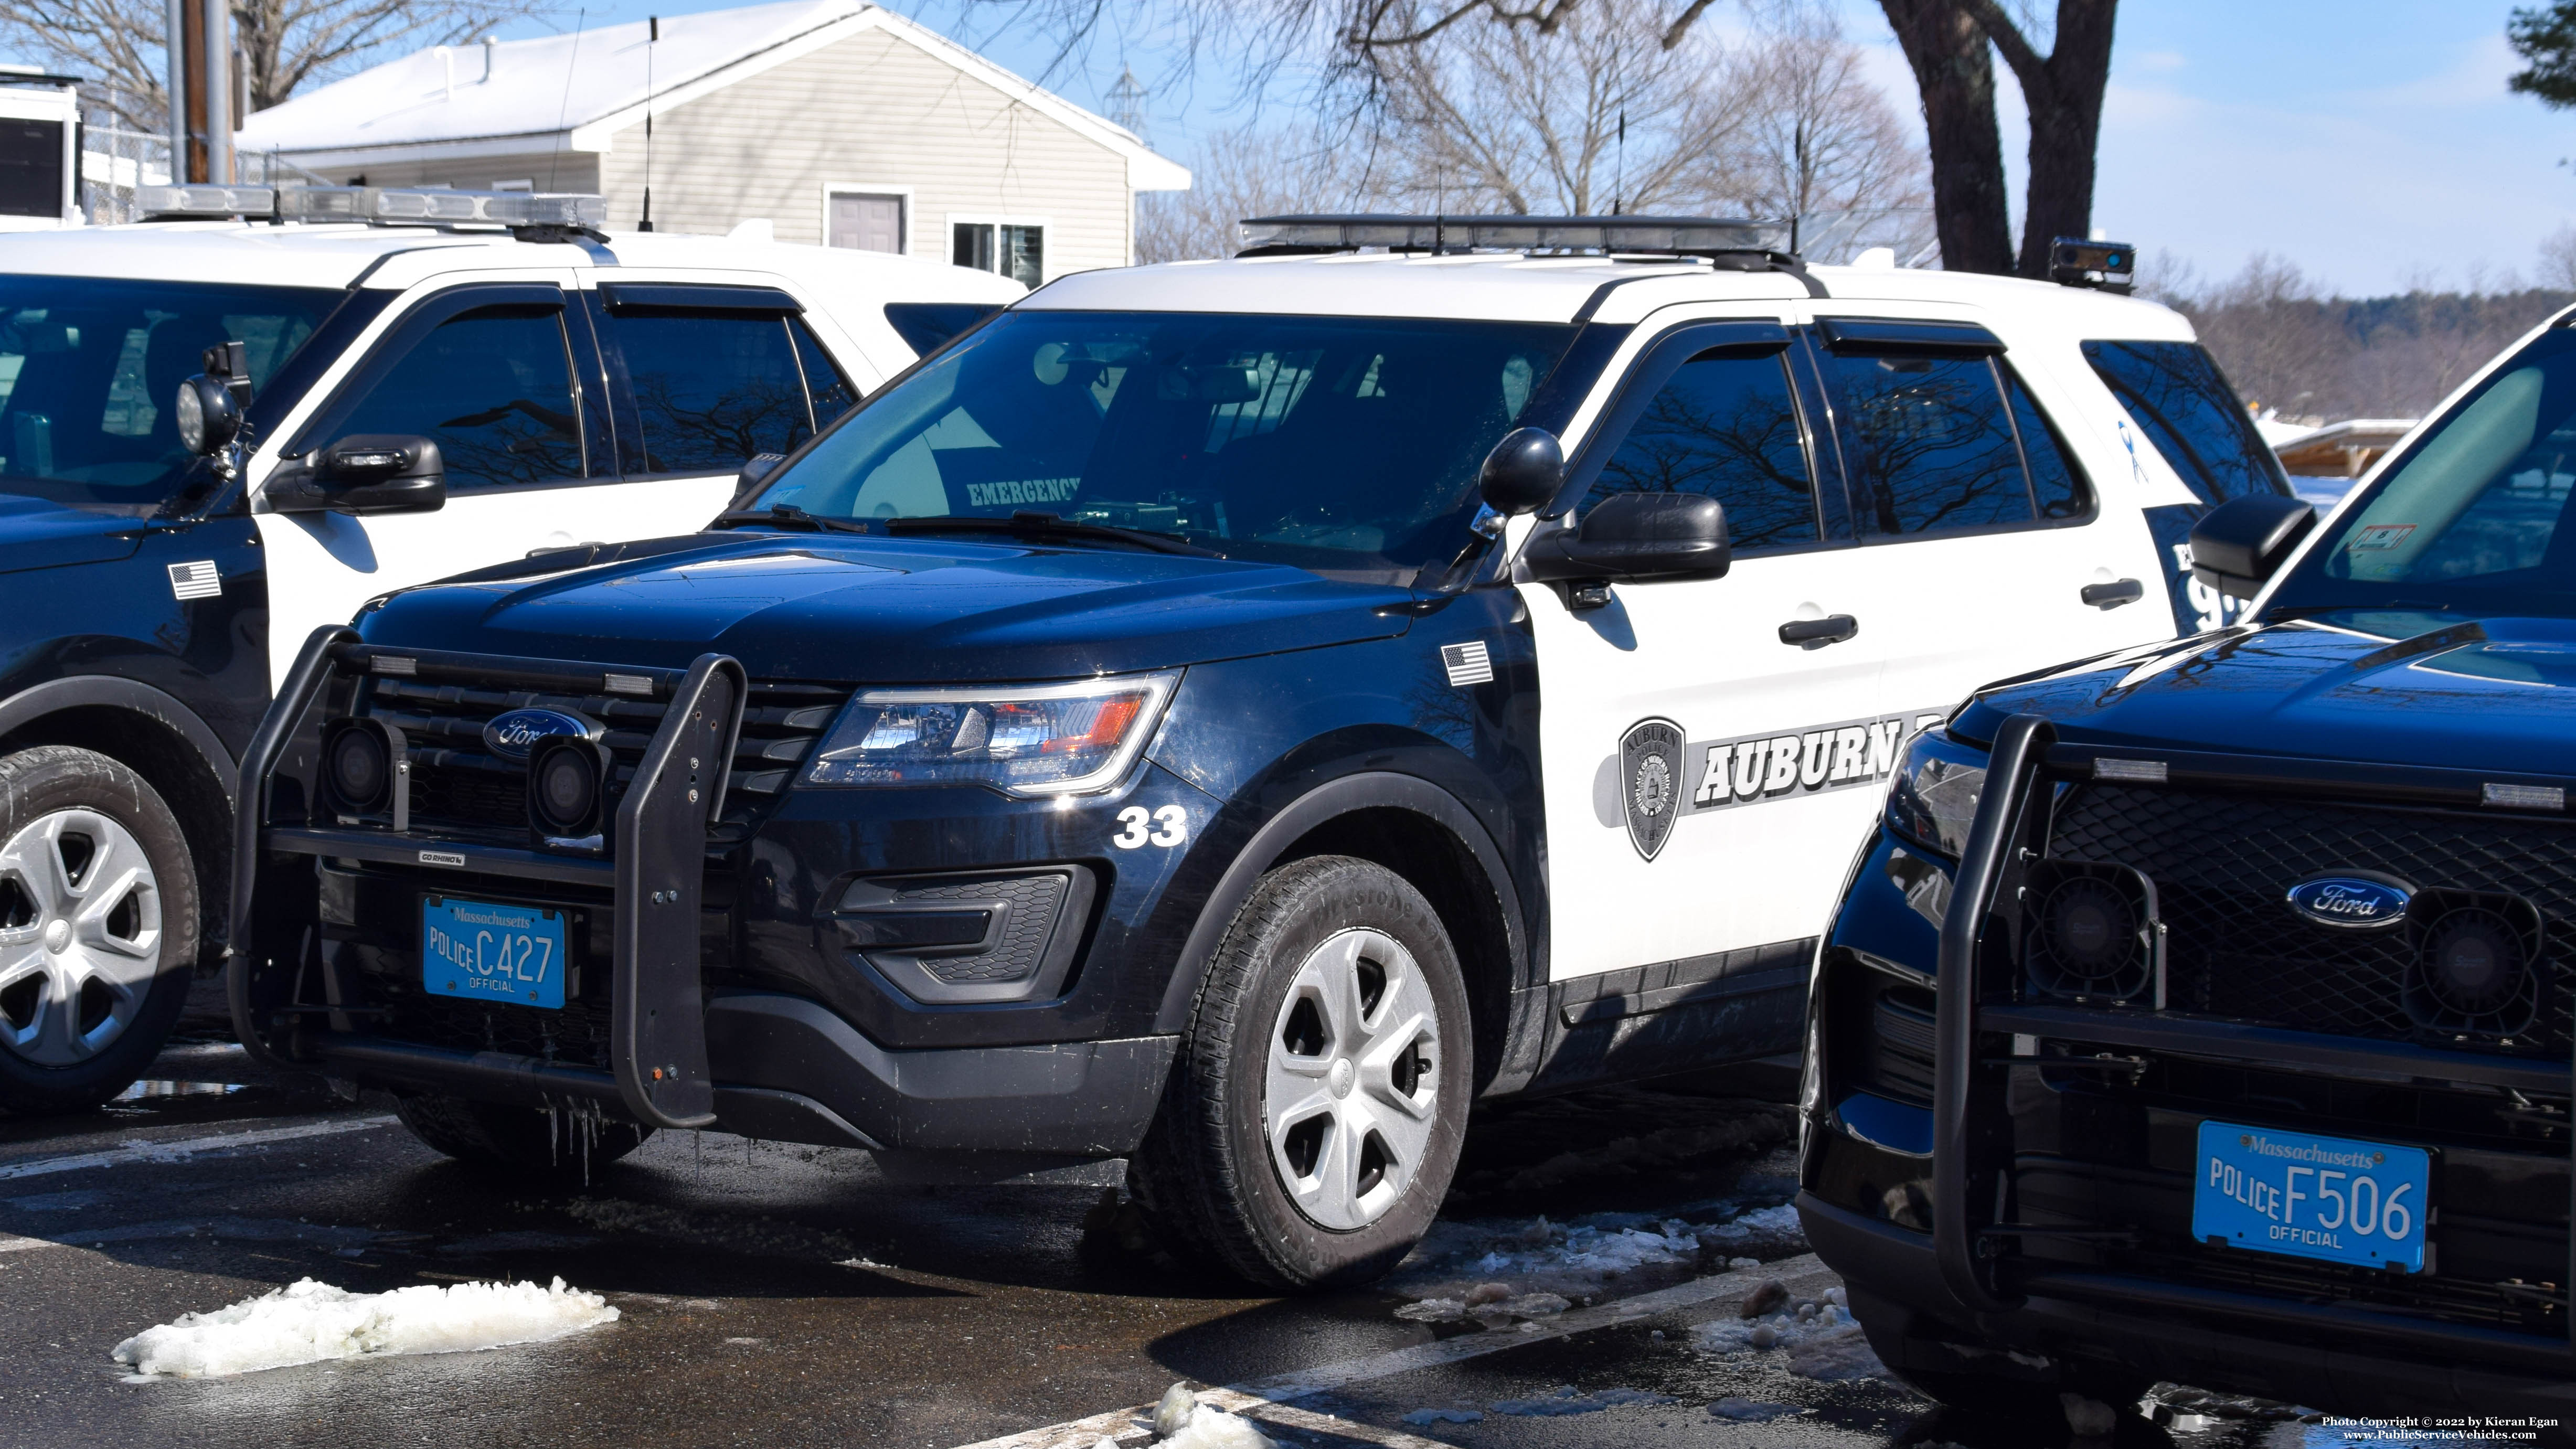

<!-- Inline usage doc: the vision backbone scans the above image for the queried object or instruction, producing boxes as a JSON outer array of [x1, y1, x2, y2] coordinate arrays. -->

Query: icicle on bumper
[[112, 1276, 620, 1378]]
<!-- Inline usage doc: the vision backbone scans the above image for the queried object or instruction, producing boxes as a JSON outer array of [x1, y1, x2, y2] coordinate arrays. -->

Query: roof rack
[[1238, 214, 1793, 261], [136, 184, 608, 238]]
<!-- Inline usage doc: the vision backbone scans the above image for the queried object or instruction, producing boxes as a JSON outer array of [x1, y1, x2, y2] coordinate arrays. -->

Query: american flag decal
[[167, 561, 221, 600], [1440, 640, 1493, 687]]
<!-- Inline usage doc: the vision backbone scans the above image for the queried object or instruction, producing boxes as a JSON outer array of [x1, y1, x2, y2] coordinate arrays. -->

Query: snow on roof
[[236, 0, 1186, 190]]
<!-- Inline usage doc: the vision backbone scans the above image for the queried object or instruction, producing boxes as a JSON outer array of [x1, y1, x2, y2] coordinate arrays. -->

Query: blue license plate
[[2190, 1120, 2430, 1272], [421, 896, 568, 1010]]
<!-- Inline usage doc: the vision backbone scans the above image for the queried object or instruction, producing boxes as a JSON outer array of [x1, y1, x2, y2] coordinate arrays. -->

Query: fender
[[0, 674, 238, 805], [1152, 770, 1546, 1093]]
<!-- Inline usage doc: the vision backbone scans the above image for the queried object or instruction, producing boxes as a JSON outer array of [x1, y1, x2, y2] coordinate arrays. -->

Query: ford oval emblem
[[482, 708, 595, 761], [2285, 873, 2413, 930]]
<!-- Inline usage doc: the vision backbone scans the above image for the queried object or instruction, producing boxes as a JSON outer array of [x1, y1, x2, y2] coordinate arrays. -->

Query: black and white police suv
[[0, 184, 1016, 1113], [1799, 306, 2576, 1421], [231, 218, 2291, 1287]]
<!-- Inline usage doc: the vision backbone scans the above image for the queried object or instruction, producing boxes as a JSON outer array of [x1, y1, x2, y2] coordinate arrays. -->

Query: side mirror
[[270, 435, 447, 515], [1522, 492, 1731, 584], [732, 452, 786, 508], [1478, 427, 1564, 518], [2189, 494, 2316, 600]]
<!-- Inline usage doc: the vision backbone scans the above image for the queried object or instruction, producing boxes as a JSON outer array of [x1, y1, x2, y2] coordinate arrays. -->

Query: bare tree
[[1731, 16, 1930, 259], [1137, 122, 1389, 261], [0, 0, 552, 133]]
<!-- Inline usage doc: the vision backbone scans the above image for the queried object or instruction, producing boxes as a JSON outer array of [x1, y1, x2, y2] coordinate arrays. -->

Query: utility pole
[[168, 0, 199, 182], [202, 0, 231, 183]]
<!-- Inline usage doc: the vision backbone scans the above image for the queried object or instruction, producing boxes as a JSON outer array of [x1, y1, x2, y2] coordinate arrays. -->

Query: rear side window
[[1587, 349, 1818, 552], [331, 305, 584, 489], [2003, 366, 2092, 519], [615, 313, 821, 474], [1822, 350, 2034, 538], [2082, 339, 2291, 504]]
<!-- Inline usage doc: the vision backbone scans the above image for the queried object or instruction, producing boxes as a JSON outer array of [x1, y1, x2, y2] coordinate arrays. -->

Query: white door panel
[[258, 476, 735, 685], [1527, 549, 1903, 979]]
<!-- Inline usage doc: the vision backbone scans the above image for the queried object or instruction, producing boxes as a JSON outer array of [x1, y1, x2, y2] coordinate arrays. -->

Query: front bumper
[[229, 629, 1183, 1160], [1803, 731, 2576, 1420]]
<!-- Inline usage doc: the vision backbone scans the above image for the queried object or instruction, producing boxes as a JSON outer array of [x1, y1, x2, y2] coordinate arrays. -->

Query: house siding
[[595, 27, 1134, 276], [322, 152, 601, 194]]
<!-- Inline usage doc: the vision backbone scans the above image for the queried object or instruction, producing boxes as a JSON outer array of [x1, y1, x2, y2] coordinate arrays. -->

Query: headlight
[[1883, 727, 1988, 859], [805, 671, 1178, 795]]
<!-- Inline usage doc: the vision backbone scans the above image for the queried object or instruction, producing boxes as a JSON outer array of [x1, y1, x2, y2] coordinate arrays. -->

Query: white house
[[234, 0, 1189, 284]]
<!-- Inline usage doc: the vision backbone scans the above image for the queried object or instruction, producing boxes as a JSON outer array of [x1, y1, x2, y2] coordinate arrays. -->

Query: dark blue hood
[[1955, 610, 2576, 776], [0, 494, 141, 574], [360, 530, 1415, 681]]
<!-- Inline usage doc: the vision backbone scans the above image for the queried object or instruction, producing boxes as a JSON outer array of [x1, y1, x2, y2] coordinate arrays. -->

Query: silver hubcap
[[1263, 928, 1441, 1231], [0, 808, 162, 1066]]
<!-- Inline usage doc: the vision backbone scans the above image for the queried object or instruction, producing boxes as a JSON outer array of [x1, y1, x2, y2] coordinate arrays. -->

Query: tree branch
[[1952, 0, 2051, 99]]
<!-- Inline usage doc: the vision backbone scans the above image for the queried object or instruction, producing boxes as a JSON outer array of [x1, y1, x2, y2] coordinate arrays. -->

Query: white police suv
[[0, 185, 1016, 1113], [230, 218, 2298, 1287]]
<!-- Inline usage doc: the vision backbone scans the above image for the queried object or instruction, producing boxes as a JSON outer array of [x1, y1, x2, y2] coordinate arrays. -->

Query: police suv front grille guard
[[1934, 715, 2576, 1364], [230, 626, 748, 1131]]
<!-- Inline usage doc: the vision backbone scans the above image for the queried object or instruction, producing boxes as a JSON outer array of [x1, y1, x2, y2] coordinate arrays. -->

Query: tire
[[395, 1093, 653, 1182], [0, 746, 199, 1115], [1130, 855, 1473, 1290], [1851, 1296, 2152, 1424]]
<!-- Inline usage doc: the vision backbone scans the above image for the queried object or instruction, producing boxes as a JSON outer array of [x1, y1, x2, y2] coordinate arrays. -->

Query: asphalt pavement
[[0, 1032, 2408, 1449]]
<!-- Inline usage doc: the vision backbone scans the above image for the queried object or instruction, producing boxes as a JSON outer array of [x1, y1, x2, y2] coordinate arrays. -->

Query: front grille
[[2102, 1243, 2563, 1338], [1870, 989, 1938, 1103], [363, 674, 847, 839], [2047, 785, 2576, 1053]]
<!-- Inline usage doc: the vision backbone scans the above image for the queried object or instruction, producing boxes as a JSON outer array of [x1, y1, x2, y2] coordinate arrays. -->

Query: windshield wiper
[[711, 504, 873, 536], [883, 510, 1217, 557]]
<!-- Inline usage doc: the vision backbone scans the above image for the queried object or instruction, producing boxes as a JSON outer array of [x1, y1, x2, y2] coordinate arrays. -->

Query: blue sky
[[482, 1, 2576, 295]]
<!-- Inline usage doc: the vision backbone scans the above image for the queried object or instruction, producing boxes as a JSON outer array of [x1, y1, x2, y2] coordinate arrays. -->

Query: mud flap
[[611, 653, 746, 1129]]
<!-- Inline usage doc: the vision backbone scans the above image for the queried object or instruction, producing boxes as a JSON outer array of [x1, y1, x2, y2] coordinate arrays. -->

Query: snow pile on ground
[[1394, 1282, 1572, 1324], [1688, 1202, 1806, 1259], [1707, 1397, 1802, 1422], [1147, 1385, 1276, 1449], [112, 1277, 618, 1378], [1692, 1284, 1884, 1383], [1487, 1386, 1676, 1416]]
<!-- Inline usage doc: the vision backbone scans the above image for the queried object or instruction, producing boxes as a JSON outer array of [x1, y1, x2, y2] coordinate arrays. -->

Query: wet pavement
[[0, 1038, 2457, 1449]]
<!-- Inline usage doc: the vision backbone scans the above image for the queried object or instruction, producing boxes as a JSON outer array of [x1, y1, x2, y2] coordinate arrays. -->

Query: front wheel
[[1131, 855, 1472, 1290], [0, 747, 198, 1115]]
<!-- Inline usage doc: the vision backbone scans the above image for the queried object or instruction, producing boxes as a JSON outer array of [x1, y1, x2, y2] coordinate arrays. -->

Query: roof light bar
[[2050, 237, 2135, 293], [139, 184, 607, 230], [1238, 214, 1792, 258], [136, 184, 277, 218]]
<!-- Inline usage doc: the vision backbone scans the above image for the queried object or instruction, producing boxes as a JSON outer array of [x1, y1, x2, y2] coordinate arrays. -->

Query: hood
[[0, 495, 142, 575], [360, 530, 1415, 681], [1955, 610, 2576, 776]]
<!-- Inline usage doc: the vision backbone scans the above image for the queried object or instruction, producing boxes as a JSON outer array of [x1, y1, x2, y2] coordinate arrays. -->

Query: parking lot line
[[953, 1254, 1840, 1449], [0, 1115, 400, 1181]]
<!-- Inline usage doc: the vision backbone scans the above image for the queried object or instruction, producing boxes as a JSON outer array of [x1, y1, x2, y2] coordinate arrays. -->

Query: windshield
[[2268, 326, 2576, 622], [0, 275, 337, 515], [751, 310, 1580, 578]]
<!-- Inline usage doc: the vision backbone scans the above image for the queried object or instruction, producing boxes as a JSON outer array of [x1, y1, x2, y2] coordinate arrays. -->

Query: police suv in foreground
[[0, 185, 1015, 1113], [232, 218, 2290, 1287], [1802, 305, 2576, 1423]]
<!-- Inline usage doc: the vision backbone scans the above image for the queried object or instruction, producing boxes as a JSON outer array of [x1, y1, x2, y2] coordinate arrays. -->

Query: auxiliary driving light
[[527, 737, 613, 840], [321, 717, 408, 829]]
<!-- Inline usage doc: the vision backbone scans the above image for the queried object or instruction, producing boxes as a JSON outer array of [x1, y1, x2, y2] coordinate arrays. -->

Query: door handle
[[1779, 614, 1859, 646], [2081, 578, 2145, 609]]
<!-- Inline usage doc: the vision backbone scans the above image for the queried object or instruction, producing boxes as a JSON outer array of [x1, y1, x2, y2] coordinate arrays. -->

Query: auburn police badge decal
[[1620, 717, 1686, 860]]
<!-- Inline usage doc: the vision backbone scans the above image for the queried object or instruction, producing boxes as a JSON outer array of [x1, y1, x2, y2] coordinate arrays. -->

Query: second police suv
[[232, 219, 2295, 1287]]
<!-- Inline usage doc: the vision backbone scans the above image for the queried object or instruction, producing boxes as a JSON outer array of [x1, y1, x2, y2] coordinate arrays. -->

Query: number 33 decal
[[1113, 805, 1188, 849]]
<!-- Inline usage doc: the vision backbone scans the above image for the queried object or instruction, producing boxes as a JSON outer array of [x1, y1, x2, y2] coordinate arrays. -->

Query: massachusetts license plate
[[2191, 1120, 2430, 1272], [421, 896, 568, 1010]]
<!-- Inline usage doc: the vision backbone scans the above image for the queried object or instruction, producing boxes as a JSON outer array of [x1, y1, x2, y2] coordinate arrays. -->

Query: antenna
[[638, 15, 657, 232], [545, 9, 586, 193], [1614, 110, 1625, 216]]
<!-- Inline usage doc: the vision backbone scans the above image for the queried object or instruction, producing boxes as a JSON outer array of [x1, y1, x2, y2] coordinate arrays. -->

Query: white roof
[[0, 219, 1028, 301], [236, 0, 1188, 191], [1023, 252, 2197, 336]]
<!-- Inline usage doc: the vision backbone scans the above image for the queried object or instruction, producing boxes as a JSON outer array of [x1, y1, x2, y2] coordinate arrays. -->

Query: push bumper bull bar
[[229, 625, 748, 1131]]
